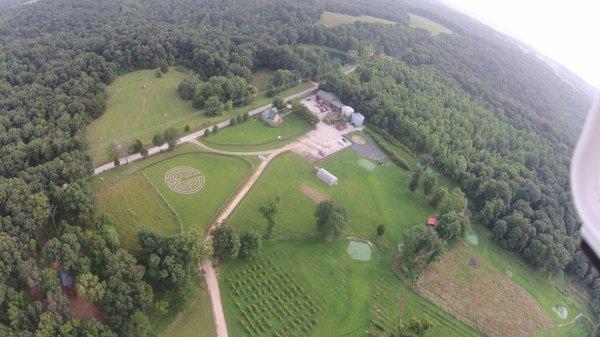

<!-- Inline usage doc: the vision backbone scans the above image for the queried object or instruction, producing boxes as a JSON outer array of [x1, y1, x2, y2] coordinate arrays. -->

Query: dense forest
[[0, 0, 596, 335]]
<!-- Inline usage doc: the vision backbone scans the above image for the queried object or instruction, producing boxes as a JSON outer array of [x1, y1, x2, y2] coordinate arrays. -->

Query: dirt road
[[201, 260, 229, 337]]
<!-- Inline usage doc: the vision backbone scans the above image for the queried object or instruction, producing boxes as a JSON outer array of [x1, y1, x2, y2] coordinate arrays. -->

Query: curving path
[[192, 139, 289, 337]]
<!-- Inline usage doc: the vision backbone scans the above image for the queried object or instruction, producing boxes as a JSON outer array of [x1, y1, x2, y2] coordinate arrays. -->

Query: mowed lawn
[[86, 67, 314, 165], [95, 171, 179, 251], [157, 284, 216, 337], [227, 147, 436, 243], [86, 68, 196, 165], [408, 13, 452, 35], [318, 11, 395, 27], [143, 149, 253, 233], [200, 113, 310, 152]]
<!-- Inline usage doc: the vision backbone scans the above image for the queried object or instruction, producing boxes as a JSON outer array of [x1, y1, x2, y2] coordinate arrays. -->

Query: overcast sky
[[441, 0, 600, 90]]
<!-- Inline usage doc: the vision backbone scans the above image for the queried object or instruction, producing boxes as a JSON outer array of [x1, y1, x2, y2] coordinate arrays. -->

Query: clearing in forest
[[417, 243, 555, 337], [318, 11, 395, 27], [407, 13, 452, 35]]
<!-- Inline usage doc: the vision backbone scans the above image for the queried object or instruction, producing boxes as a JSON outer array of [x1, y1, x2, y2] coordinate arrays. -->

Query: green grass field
[[92, 143, 253, 245], [86, 68, 313, 165], [408, 13, 452, 35], [227, 146, 437, 243], [95, 171, 179, 251], [200, 113, 310, 152], [157, 284, 217, 337], [142, 149, 252, 233], [318, 11, 395, 28], [251, 68, 275, 91]]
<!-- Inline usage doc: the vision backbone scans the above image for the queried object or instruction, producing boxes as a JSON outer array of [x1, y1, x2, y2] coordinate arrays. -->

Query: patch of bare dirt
[[416, 243, 554, 337], [300, 183, 327, 203]]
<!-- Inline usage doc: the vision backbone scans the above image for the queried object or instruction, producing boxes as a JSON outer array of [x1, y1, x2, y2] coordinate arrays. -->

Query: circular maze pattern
[[164, 166, 205, 194]]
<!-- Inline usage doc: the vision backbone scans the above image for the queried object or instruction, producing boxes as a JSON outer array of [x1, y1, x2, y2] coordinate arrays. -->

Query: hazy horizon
[[442, 0, 600, 91]]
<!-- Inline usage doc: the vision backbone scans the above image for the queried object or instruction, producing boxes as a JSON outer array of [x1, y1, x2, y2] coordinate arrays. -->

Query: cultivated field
[[318, 11, 395, 28], [221, 240, 383, 337], [469, 225, 594, 334], [417, 243, 555, 337], [200, 113, 310, 152], [86, 68, 313, 165], [408, 13, 452, 35]]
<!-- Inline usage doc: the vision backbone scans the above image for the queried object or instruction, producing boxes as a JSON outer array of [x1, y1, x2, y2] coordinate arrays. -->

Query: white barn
[[315, 167, 339, 186]]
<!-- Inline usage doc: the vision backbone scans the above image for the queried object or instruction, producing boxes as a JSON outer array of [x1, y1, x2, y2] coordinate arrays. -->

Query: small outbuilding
[[261, 107, 282, 126], [351, 112, 365, 127], [315, 167, 339, 186], [426, 217, 439, 229], [341, 106, 354, 117]]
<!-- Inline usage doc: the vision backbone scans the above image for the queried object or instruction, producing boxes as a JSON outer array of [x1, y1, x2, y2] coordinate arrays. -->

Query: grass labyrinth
[[92, 144, 252, 249]]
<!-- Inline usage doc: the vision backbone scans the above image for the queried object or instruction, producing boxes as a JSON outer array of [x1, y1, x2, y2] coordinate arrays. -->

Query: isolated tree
[[239, 230, 263, 259], [212, 225, 240, 260], [408, 168, 422, 193], [163, 127, 180, 150], [154, 68, 163, 78], [184, 125, 190, 132], [113, 158, 121, 167], [272, 96, 285, 109], [128, 139, 144, 155], [178, 72, 199, 100], [377, 224, 386, 236], [314, 200, 349, 241], [107, 142, 121, 161], [236, 114, 244, 123], [430, 186, 448, 208], [259, 199, 279, 239], [77, 273, 106, 302], [401, 226, 445, 278], [212, 125, 219, 133], [422, 170, 438, 196], [437, 211, 466, 243], [242, 112, 249, 122], [390, 316, 434, 337], [159, 61, 169, 73], [204, 128, 211, 137], [440, 187, 468, 214], [152, 134, 165, 147], [204, 95, 224, 116], [230, 117, 237, 126]]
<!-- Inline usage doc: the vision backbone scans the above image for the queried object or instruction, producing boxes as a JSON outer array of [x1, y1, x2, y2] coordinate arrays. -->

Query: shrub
[[377, 224, 386, 236], [184, 125, 191, 132]]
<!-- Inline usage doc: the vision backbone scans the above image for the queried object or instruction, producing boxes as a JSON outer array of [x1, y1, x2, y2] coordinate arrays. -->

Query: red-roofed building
[[426, 217, 438, 228]]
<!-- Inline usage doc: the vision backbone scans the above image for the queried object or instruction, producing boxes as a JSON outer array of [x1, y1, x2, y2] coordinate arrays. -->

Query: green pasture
[[200, 113, 310, 152], [142, 149, 252, 233], [86, 67, 313, 165], [95, 171, 179, 251], [92, 143, 253, 245], [156, 284, 217, 337], [408, 13, 452, 36], [318, 11, 395, 28], [251, 68, 275, 91], [227, 146, 437, 243]]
